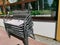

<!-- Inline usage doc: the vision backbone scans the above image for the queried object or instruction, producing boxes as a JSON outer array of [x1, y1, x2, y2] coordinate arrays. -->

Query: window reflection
[[30, 0, 57, 17], [8, 0, 57, 17], [0, 0, 57, 18]]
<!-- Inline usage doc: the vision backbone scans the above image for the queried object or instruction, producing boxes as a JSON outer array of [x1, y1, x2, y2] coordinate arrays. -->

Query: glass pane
[[30, 0, 57, 17], [1, 0, 57, 17]]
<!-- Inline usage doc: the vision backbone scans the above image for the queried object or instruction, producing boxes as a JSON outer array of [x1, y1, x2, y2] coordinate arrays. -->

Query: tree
[[30, 0, 50, 10], [51, 0, 57, 11], [31, 1, 37, 10], [44, 0, 50, 10], [39, 0, 43, 10], [31, 0, 43, 10]]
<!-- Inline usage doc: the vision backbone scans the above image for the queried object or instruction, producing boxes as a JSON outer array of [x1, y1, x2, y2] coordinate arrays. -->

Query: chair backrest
[[13, 10, 30, 15], [12, 10, 30, 19]]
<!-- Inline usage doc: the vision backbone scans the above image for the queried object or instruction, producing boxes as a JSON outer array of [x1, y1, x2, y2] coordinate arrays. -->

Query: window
[[30, 0, 57, 18], [28, 0, 58, 21], [2, 0, 58, 21]]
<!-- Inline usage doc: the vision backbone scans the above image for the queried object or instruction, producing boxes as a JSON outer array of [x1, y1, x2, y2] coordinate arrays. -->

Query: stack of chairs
[[4, 10, 35, 45]]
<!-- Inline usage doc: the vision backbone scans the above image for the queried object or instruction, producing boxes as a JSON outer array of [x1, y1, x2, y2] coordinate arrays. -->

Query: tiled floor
[[0, 27, 47, 45]]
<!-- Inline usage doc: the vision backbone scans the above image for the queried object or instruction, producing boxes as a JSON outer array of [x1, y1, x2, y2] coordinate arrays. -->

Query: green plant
[[31, 10, 51, 15], [31, 10, 35, 15], [35, 10, 40, 15], [9, 11, 13, 15], [31, 10, 40, 15]]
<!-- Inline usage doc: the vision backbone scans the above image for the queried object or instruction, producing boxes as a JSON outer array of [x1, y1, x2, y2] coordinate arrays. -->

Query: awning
[[5, 0, 36, 6], [0, 0, 3, 6]]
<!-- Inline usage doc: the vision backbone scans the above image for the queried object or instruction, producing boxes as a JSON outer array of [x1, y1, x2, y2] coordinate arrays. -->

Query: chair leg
[[8, 32, 11, 38], [23, 29, 28, 45], [30, 29, 35, 39], [24, 38, 28, 45], [32, 32, 35, 39], [5, 28, 11, 38], [29, 34, 35, 39], [7, 31, 11, 38]]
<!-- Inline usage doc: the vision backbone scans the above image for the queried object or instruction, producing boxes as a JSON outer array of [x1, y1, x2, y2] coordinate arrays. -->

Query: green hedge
[[31, 10, 51, 15], [31, 10, 40, 15]]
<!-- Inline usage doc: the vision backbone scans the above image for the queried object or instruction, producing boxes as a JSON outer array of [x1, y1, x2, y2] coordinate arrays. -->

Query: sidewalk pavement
[[0, 27, 47, 45]]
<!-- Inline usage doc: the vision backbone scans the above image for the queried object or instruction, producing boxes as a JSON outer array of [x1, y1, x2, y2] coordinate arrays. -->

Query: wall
[[33, 21, 56, 38], [0, 19, 56, 38]]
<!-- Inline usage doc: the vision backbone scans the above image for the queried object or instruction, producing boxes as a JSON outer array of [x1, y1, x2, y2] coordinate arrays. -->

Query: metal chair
[[4, 10, 35, 45]]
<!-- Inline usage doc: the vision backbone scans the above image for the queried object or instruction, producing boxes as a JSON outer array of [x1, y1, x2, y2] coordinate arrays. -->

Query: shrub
[[31, 10, 51, 15]]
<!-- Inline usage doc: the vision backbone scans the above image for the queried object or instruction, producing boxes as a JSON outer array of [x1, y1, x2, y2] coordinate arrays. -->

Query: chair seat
[[5, 19, 24, 26]]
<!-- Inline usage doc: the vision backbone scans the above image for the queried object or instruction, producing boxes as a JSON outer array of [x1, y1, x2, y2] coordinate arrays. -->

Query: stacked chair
[[4, 10, 35, 45]]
